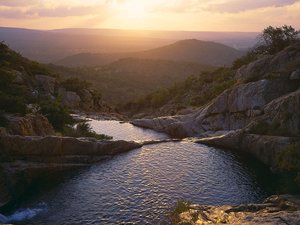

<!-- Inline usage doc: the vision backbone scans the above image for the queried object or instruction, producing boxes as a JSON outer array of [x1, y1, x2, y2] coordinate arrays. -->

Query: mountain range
[[0, 27, 256, 63]]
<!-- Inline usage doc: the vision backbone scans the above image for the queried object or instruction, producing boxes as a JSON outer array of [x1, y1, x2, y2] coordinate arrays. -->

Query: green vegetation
[[51, 58, 213, 105], [63, 122, 112, 140], [120, 67, 236, 115], [256, 25, 299, 55], [61, 77, 90, 93], [39, 99, 74, 131], [233, 25, 299, 69], [119, 25, 299, 117], [0, 43, 101, 132], [279, 142, 300, 186], [170, 200, 192, 225], [0, 67, 28, 115], [249, 121, 298, 137], [0, 42, 52, 76]]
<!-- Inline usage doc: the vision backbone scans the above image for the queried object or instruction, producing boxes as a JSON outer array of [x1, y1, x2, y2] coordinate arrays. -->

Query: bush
[[39, 99, 74, 131], [255, 25, 299, 55], [169, 200, 192, 224], [63, 122, 112, 140], [279, 142, 300, 186], [0, 91, 26, 114]]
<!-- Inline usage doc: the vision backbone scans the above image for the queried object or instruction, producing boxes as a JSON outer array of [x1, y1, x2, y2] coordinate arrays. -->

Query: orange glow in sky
[[0, 0, 299, 31]]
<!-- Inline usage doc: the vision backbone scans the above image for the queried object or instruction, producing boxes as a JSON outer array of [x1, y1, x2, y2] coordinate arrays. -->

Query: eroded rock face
[[132, 79, 297, 138], [197, 131, 300, 167], [236, 42, 300, 83], [6, 114, 55, 136], [173, 195, 300, 225], [252, 90, 300, 136]]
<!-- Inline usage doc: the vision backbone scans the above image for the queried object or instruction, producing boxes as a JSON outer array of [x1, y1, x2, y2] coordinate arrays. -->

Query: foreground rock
[[6, 114, 55, 136], [0, 135, 142, 209], [172, 195, 300, 225]]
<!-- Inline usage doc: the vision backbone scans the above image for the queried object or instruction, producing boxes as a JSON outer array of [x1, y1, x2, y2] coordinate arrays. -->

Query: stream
[[4, 118, 279, 225]]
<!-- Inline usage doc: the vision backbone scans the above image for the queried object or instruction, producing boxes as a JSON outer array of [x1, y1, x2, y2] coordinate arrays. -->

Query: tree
[[255, 25, 299, 54]]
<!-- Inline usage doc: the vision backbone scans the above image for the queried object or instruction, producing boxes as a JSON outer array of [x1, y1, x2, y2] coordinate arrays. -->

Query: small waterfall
[[0, 203, 48, 223]]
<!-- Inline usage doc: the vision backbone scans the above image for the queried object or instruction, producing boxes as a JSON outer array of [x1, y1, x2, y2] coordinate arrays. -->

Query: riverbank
[[171, 195, 300, 225], [0, 134, 142, 210]]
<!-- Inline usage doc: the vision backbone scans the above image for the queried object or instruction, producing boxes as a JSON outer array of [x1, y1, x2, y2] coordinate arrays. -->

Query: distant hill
[[0, 27, 256, 63], [56, 39, 244, 67], [0, 27, 174, 63], [51, 58, 213, 105]]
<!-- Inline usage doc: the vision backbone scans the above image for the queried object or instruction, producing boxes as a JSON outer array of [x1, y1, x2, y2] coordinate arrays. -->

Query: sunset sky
[[0, 0, 299, 32]]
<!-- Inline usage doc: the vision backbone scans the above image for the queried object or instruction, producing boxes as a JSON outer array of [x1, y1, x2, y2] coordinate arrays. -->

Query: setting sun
[[117, 0, 149, 17]]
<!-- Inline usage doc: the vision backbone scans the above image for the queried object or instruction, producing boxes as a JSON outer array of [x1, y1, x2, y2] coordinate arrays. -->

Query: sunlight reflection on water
[[24, 119, 271, 225]]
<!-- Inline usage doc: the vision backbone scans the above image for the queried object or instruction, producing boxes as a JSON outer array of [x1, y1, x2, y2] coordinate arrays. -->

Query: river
[[5, 118, 279, 225]]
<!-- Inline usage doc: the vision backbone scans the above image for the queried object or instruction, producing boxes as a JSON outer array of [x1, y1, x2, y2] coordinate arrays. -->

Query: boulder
[[60, 90, 81, 109], [12, 71, 25, 85], [35, 75, 56, 97], [6, 114, 55, 136]]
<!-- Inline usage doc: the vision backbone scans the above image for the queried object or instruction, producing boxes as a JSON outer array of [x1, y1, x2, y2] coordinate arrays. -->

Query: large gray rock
[[248, 89, 300, 136], [197, 131, 300, 167], [133, 79, 296, 137], [236, 42, 300, 83], [59, 89, 81, 109]]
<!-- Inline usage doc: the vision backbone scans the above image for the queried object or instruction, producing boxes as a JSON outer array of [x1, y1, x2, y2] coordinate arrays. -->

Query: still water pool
[[8, 119, 277, 225]]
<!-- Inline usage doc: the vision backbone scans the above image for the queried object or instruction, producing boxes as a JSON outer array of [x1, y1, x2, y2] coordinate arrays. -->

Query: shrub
[[279, 142, 300, 186], [39, 99, 74, 131], [169, 200, 192, 225], [0, 91, 26, 114], [63, 122, 112, 140], [255, 25, 299, 55]]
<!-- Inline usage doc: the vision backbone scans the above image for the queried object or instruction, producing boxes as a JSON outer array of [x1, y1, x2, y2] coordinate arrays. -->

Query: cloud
[[0, 1, 114, 18], [204, 0, 299, 13], [0, 0, 39, 7], [149, 0, 300, 14], [26, 5, 107, 17], [0, 9, 27, 19]]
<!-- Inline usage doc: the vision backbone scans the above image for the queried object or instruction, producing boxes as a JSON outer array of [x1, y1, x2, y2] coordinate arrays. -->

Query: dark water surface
[[5, 119, 278, 225]]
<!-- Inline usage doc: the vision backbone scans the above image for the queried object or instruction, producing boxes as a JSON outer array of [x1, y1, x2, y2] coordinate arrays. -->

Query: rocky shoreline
[[172, 195, 300, 225], [0, 134, 142, 210]]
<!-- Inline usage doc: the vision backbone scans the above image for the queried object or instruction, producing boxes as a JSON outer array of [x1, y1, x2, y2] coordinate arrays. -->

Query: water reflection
[[15, 119, 276, 224]]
